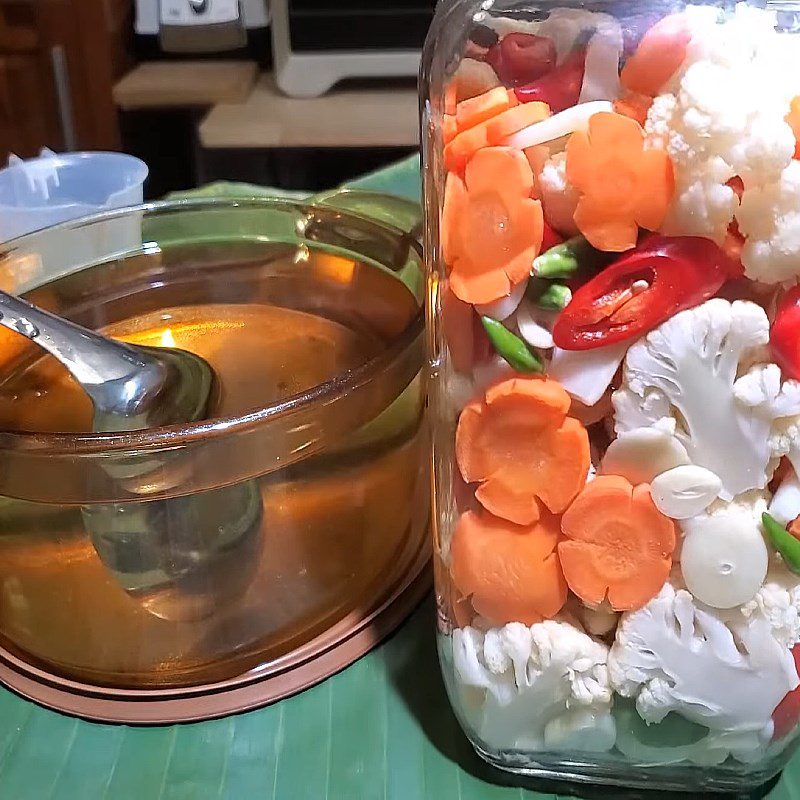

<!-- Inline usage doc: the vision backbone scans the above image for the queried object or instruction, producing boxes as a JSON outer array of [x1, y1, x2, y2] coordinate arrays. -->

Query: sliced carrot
[[566, 111, 674, 251], [506, 88, 520, 108], [450, 508, 567, 626], [621, 13, 690, 97], [789, 97, 800, 160], [443, 122, 491, 174], [613, 90, 653, 127], [441, 285, 475, 375], [444, 80, 457, 116], [456, 376, 589, 525], [455, 86, 512, 132], [435, 552, 475, 629], [486, 101, 550, 146], [444, 147, 544, 304], [441, 171, 467, 266], [558, 475, 676, 611], [443, 114, 458, 145]]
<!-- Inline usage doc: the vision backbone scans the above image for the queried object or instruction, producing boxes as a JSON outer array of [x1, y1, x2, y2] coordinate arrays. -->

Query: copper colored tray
[[0, 540, 430, 724]]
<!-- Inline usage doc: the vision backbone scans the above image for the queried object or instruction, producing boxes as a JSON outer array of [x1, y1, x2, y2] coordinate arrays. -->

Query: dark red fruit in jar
[[514, 48, 586, 112], [552, 236, 732, 350], [772, 645, 800, 740], [485, 33, 556, 87], [771, 285, 800, 380]]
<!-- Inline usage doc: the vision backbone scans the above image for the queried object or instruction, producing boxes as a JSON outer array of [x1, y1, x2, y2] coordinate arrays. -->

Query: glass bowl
[[0, 197, 428, 722]]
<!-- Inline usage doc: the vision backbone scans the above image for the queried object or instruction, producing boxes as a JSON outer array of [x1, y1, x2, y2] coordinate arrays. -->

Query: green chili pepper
[[763, 512, 800, 574], [481, 316, 544, 373], [532, 235, 611, 280], [528, 278, 572, 310]]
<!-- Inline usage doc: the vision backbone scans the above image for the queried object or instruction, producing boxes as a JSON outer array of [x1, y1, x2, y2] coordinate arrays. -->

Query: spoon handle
[[0, 289, 161, 388]]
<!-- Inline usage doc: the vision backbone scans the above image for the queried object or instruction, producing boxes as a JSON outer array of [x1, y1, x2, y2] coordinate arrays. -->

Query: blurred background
[[0, 0, 434, 198]]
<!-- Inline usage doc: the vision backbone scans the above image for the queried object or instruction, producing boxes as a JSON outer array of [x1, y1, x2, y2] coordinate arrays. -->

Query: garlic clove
[[601, 426, 690, 485], [651, 465, 722, 520]]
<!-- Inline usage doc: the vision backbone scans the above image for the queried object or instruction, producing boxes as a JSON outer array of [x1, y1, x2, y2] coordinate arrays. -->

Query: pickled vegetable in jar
[[422, 1, 800, 790]]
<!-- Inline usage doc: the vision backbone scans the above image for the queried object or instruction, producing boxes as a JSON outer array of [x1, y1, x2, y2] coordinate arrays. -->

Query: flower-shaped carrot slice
[[566, 111, 674, 252], [456, 376, 589, 525], [450, 508, 567, 626], [558, 475, 676, 611], [442, 147, 544, 305]]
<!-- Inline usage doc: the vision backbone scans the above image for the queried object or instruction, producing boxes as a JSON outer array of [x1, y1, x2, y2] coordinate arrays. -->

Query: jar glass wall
[[422, 0, 800, 791]]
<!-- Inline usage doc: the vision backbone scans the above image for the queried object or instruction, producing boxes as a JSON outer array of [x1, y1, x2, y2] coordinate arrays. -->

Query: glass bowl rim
[[0, 196, 424, 455]]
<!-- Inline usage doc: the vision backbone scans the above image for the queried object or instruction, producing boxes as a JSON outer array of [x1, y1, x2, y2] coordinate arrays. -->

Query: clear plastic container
[[422, 1, 800, 791], [0, 151, 148, 241]]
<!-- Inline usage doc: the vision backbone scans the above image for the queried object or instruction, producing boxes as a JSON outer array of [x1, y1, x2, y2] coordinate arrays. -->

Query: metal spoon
[[0, 289, 261, 622], [0, 289, 214, 430]]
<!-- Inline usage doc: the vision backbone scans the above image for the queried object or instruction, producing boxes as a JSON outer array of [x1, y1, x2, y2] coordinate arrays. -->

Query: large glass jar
[[422, 0, 800, 791]]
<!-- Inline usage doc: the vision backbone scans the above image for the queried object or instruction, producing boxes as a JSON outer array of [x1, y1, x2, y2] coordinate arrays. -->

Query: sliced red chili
[[485, 33, 556, 87], [771, 284, 800, 380], [552, 236, 732, 350], [514, 48, 586, 112]]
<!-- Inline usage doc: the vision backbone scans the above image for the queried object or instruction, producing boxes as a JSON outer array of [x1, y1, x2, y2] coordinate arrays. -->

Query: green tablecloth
[[0, 155, 795, 799]]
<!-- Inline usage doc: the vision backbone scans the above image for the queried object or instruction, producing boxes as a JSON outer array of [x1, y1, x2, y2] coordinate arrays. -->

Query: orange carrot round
[[443, 147, 544, 304], [621, 13, 690, 97], [566, 111, 674, 251], [456, 376, 589, 525], [485, 101, 550, 145], [455, 86, 512, 132], [450, 509, 567, 626], [558, 475, 676, 611]]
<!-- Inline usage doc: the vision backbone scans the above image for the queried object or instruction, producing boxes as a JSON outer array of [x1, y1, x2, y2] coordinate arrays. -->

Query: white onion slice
[[578, 24, 623, 103], [548, 340, 628, 406], [475, 278, 528, 321], [515, 300, 556, 349], [505, 101, 612, 151]]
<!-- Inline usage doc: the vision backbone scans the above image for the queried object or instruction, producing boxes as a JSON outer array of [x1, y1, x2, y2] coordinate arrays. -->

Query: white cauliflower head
[[642, 4, 800, 253], [740, 557, 800, 649], [609, 581, 799, 737], [613, 299, 800, 500], [451, 620, 613, 752], [737, 161, 800, 284]]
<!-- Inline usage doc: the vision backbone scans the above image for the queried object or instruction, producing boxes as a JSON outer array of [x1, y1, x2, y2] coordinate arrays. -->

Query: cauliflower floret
[[737, 161, 800, 283], [613, 299, 800, 500], [642, 4, 800, 255], [740, 557, 800, 648], [451, 620, 613, 751], [609, 581, 798, 738], [537, 152, 579, 237]]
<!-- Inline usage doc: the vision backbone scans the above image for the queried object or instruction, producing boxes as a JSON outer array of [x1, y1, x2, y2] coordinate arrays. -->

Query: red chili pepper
[[485, 33, 556, 87], [540, 221, 565, 254], [771, 285, 800, 380], [514, 48, 586, 112], [552, 236, 732, 350], [772, 644, 800, 740]]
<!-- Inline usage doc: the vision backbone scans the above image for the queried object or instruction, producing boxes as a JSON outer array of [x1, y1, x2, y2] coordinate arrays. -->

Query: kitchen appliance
[[271, 0, 436, 98], [135, 0, 270, 55]]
